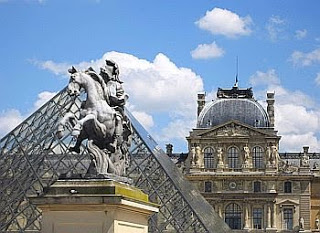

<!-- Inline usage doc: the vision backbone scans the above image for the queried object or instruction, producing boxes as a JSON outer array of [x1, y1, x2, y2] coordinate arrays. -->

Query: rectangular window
[[204, 147, 215, 169], [284, 181, 292, 193], [228, 147, 239, 168], [253, 208, 263, 229], [254, 181, 261, 192], [283, 208, 293, 230], [204, 181, 212, 192], [253, 147, 264, 169]]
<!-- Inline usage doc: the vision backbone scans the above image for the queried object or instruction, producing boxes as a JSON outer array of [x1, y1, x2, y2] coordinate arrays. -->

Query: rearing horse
[[57, 69, 116, 153]]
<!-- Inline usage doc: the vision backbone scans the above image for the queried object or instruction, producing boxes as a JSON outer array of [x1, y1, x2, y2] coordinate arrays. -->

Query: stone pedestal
[[29, 179, 158, 233], [242, 167, 250, 173], [299, 166, 311, 174], [299, 230, 312, 233], [266, 165, 277, 174], [216, 168, 224, 173], [266, 228, 277, 233]]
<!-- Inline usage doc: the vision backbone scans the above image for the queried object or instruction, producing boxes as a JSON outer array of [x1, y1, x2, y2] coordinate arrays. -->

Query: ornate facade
[[183, 85, 320, 232]]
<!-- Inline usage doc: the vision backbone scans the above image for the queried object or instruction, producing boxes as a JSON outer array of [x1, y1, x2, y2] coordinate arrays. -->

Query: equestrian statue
[[56, 60, 132, 178]]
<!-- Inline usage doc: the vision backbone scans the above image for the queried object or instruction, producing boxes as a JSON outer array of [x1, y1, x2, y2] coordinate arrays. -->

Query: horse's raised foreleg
[[69, 128, 88, 153], [56, 112, 76, 139], [72, 114, 96, 136], [73, 113, 114, 140]]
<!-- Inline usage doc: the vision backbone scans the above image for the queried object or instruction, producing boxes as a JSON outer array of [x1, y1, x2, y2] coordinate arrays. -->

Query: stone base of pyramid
[[29, 179, 158, 233]]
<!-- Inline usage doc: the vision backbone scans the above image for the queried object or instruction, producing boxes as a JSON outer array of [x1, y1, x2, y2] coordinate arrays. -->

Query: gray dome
[[197, 98, 270, 128]]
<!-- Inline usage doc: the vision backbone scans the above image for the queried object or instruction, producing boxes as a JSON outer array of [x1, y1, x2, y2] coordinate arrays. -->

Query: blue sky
[[1, 0, 320, 153]]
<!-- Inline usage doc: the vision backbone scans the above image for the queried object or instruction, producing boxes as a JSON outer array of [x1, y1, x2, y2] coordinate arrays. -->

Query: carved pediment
[[197, 121, 272, 138], [277, 199, 299, 206]]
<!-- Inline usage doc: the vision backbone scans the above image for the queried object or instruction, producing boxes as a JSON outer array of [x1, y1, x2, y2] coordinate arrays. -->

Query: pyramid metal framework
[[0, 87, 229, 233]]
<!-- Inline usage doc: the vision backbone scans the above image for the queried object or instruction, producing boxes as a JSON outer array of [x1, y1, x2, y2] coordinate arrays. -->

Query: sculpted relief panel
[[223, 180, 243, 191], [202, 123, 265, 138], [216, 124, 250, 137]]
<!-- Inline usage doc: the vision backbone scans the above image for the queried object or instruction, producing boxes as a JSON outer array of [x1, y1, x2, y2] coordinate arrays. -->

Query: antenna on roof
[[234, 56, 239, 88]]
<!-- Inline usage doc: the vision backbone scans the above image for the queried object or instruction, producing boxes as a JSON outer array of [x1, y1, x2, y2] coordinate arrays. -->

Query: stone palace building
[[170, 83, 320, 232]]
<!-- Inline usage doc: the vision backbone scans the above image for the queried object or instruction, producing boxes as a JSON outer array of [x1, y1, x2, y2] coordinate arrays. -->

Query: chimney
[[267, 92, 275, 127], [197, 93, 206, 117], [166, 144, 173, 156]]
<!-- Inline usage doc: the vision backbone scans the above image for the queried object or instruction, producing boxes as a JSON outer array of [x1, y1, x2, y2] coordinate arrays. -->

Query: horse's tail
[[88, 140, 109, 175]]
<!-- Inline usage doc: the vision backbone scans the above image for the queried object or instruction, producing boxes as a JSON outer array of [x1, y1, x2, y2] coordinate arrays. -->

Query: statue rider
[[99, 59, 128, 150]]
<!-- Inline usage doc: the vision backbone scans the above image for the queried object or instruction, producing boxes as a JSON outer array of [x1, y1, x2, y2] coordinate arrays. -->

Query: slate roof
[[197, 97, 270, 128]]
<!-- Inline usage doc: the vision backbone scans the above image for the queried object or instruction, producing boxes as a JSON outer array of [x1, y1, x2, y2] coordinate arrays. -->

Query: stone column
[[267, 204, 272, 228], [244, 203, 250, 229], [219, 203, 223, 218], [197, 93, 206, 117], [266, 202, 277, 233], [267, 92, 275, 127], [264, 203, 268, 229], [266, 202, 277, 232], [272, 202, 277, 228]]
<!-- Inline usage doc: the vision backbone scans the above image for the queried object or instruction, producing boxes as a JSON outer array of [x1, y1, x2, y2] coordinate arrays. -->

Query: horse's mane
[[86, 71, 101, 83], [85, 71, 110, 104]]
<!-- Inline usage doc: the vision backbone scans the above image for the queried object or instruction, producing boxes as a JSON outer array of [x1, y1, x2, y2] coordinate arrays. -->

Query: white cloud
[[35, 52, 204, 115], [279, 133, 320, 153], [0, 91, 57, 138], [250, 69, 320, 152], [31, 51, 204, 150], [30, 60, 70, 76], [290, 48, 320, 66], [191, 42, 225, 59], [266, 15, 287, 42], [196, 8, 252, 38], [33, 91, 57, 110], [269, 15, 285, 24], [30, 59, 100, 77], [250, 70, 315, 108], [249, 69, 280, 87], [315, 72, 320, 86], [0, 110, 24, 137], [131, 110, 154, 130], [21, 0, 47, 4], [295, 29, 307, 40], [276, 104, 319, 135], [1, 0, 47, 4], [160, 118, 196, 142]]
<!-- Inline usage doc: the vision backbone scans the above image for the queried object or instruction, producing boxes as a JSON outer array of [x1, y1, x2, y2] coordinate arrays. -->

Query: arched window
[[252, 146, 264, 168], [284, 181, 292, 193], [225, 203, 242, 229], [228, 147, 239, 168], [204, 147, 214, 169], [253, 181, 261, 193]]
